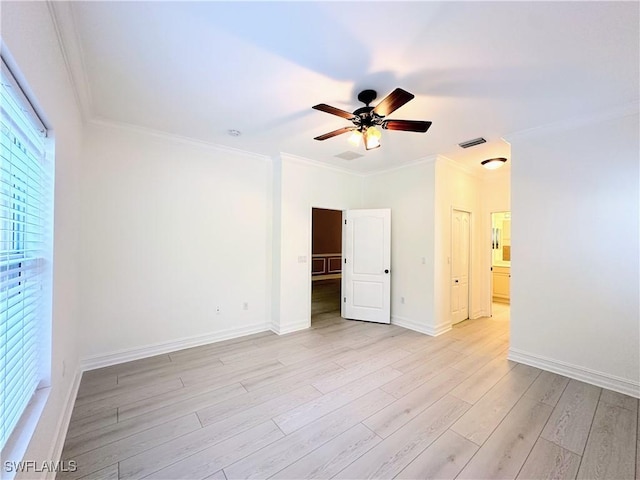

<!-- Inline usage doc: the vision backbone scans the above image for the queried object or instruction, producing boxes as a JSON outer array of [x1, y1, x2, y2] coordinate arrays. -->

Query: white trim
[[0, 58, 47, 133], [0, 369, 79, 480], [0, 389, 50, 480], [270, 319, 310, 336], [47, 1, 93, 121], [327, 257, 342, 273], [437, 155, 483, 179], [45, 369, 82, 479], [89, 117, 271, 161], [280, 152, 362, 176], [508, 348, 640, 399], [81, 322, 270, 371], [281, 151, 438, 177], [391, 315, 452, 337], [311, 257, 326, 275], [503, 102, 639, 142], [362, 154, 438, 176], [471, 309, 487, 319]]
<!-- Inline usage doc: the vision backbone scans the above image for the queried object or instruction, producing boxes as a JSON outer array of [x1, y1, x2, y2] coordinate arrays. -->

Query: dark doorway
[[311, 208, 342, 322]]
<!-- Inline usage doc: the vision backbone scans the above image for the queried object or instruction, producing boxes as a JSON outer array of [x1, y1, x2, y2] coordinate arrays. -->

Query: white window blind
[[0, 58, 51, 451]]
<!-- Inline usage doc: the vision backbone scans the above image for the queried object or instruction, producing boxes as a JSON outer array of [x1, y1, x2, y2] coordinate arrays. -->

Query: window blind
[[0, 59, 50, 451]]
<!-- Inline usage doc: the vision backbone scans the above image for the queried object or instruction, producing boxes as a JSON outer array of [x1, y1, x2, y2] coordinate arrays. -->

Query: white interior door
[[451, 209, 470, 324], [342, 209, 391, 324]]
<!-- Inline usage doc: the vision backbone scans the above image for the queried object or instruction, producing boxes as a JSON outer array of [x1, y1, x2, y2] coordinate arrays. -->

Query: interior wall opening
[[491, 211, 511, 322], [310, 208, 343, 324]]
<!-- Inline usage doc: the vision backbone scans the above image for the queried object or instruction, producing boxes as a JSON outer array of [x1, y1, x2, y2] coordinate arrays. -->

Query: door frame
[[489, 210, 511, 317], [450, 206, 473, 325]]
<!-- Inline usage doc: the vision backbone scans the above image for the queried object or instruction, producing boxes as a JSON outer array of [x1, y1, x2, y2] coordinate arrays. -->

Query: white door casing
[[451, 209, 470, 324], [342, 209, 391, 324]]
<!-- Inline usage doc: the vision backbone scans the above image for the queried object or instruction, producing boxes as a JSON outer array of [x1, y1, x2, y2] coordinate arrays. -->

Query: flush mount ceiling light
[[481, 157, 508, 170], [312, 88, 432, 151]]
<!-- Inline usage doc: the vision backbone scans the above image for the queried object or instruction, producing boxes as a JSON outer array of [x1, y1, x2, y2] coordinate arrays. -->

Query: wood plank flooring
[[61, 300, 639, 479]]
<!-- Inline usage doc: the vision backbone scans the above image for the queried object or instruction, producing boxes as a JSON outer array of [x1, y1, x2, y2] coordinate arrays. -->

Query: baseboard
[[392, 315, 452, 337], [472, 309, 488, 319], [508, 348, 640, 399], [271, 319, 310, 335], [81, 322, 271, 371], [46, 368, 82, 478]]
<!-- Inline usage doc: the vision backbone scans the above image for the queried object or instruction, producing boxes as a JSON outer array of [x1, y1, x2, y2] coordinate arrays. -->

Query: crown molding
[[437, 154, 485, 180], [279, 152, 364, 176], [89, 117, 271, 161], [503, 102, 639, 143], [280, 152, 442, 178], [47, 1, 94, 121], [362, 154, 438, 177]]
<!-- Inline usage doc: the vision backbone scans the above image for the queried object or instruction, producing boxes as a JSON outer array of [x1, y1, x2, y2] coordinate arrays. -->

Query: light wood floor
[[61, 304, 639, 479]]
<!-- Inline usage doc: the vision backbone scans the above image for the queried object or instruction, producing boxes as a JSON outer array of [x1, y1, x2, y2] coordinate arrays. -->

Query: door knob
[[384, 269, 389, 274]]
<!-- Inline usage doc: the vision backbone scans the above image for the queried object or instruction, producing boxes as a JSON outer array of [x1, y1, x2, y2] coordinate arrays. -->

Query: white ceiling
[[57, 1, 638, 173]]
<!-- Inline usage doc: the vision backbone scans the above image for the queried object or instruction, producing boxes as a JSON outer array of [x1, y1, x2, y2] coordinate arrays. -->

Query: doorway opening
[[491, 211, 511, 319], [311, 208, 343, 324]]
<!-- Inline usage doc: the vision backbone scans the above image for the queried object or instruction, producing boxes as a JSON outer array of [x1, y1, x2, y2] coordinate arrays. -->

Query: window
[[0, 58, 52, 451]]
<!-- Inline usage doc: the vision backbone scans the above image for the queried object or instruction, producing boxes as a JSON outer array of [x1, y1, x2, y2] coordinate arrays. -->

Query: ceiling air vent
[[458, 137, 487, 149], [335, 151, 364, 160]]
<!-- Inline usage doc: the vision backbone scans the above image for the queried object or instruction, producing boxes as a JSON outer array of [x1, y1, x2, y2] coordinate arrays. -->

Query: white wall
[[434, 157, 484, 331], [509, 112, 640, 396], [80, 123, 272, 365], [1, 0, 85, 469], [482, 169, 511, 214], [273, 154, 363, 333], [362, 161, 437, 334]]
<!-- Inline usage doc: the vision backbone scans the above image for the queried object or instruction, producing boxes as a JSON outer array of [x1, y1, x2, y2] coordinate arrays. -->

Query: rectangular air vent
[[458, 137, 487, 149]]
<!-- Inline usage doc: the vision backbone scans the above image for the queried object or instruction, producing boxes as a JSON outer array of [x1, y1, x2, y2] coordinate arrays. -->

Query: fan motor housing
[[357, 89, 377, 106], [353, 106, 374, 117]]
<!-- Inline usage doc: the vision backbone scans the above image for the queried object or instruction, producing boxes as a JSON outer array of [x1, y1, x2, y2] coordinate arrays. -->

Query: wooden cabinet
[[492, 266, 510, 303]]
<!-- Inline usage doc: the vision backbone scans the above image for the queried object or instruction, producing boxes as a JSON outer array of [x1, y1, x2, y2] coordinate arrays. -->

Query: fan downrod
[[357, 89, 377, 106]]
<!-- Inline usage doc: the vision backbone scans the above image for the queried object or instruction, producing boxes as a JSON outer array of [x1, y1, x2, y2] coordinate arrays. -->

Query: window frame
[[0, 54, 54, 469]]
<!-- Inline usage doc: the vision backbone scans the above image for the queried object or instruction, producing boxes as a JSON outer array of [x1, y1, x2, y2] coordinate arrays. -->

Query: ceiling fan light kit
[[481, 157, 508, 170], [348, 129, 362, 147], [312, 88, 432, 151]]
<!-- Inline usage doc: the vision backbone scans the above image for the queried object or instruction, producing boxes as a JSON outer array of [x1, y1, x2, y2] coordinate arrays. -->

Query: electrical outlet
[[243, 302, 249, 311], [401, 296, 405, 304]]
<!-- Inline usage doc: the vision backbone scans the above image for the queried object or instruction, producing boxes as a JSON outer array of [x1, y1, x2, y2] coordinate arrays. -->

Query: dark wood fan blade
[[382, 120, 432, 132], [314, 126, 355, 141], [312, 104, 356, 120], [372, 88, 415, 117]]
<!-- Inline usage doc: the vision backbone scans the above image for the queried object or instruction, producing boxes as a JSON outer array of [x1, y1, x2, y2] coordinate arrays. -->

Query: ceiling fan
[[312, 88, 432, 150]]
